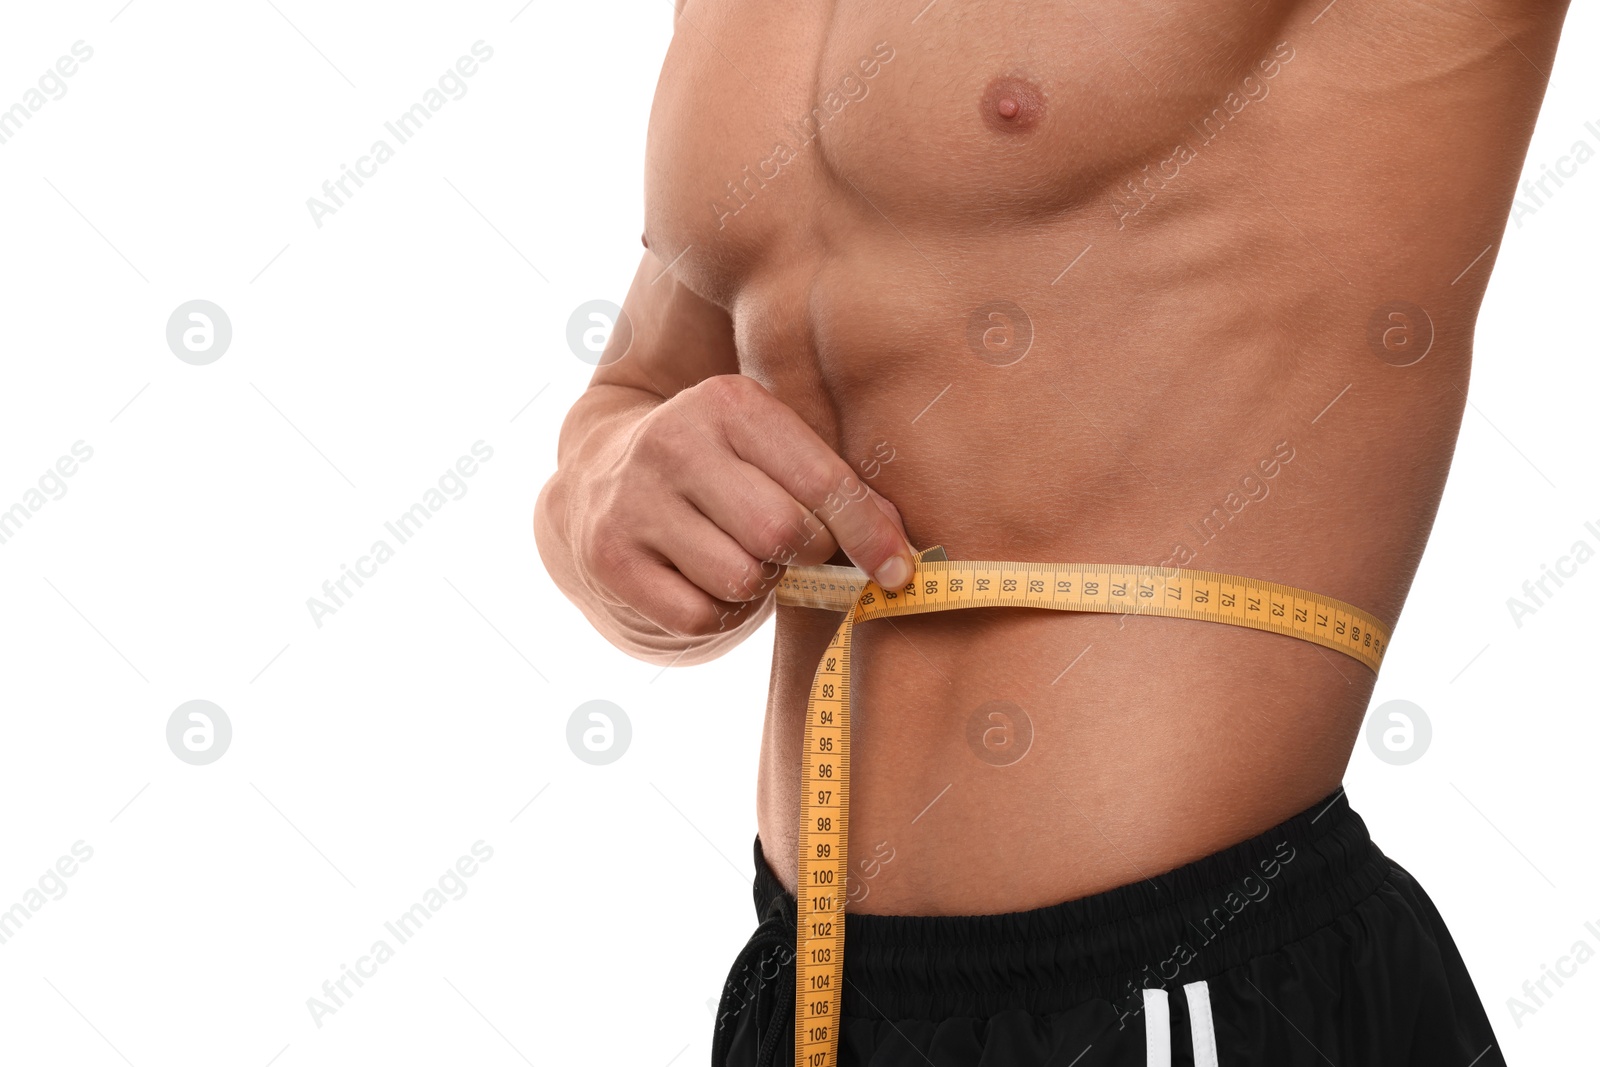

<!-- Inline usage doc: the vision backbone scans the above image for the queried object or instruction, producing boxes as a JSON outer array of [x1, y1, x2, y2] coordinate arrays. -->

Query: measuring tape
[[773, 545, 1389, 1067]]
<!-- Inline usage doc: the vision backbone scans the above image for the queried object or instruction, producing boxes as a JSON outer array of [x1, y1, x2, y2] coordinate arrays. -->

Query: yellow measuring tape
[[773, 545, 1389, 1067]]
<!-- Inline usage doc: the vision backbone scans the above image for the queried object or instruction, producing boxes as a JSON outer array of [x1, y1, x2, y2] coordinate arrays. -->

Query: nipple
[[982, 75, 1044, 132]]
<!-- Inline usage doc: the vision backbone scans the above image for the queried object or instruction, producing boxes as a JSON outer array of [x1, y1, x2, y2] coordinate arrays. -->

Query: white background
[[0, 2, 1595, 1065]]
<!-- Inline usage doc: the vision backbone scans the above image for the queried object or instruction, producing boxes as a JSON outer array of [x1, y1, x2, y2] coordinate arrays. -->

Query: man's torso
[[643, 0, 1566, 913]]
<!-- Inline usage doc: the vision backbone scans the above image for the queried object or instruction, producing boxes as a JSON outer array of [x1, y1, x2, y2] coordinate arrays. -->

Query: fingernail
[[874, 556, 911, 589]]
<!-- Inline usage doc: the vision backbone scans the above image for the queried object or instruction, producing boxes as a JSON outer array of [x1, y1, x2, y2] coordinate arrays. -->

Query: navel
[[981, 75, 1045, 133]]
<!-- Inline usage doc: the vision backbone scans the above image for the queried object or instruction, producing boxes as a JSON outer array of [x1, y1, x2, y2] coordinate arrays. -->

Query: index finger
[[719, 387, 916, 590]]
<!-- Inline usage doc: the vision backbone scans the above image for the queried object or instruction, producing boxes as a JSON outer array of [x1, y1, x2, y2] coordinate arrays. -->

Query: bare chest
[[642, 0, 1302, 304]]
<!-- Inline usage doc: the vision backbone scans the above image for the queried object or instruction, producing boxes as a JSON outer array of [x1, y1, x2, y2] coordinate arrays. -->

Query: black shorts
[[712, 788, 1503, 1066]]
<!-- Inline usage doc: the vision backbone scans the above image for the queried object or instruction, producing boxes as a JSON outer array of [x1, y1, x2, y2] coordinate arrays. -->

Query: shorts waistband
[[751, 787, 1391, 1019]]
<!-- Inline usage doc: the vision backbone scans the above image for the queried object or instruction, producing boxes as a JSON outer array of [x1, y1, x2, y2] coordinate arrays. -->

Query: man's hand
[[566, 372, 915, 640]]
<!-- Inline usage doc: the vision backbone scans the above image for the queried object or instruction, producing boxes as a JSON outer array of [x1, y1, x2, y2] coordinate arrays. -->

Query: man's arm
[[534, 250, 917, 666]]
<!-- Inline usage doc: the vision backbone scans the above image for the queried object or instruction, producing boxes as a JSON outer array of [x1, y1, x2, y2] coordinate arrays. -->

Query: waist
[[758, 601, 1376, 912]]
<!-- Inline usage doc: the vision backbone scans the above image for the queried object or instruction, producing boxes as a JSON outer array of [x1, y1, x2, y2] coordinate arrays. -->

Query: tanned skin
[[535, 0, 1571, 915]]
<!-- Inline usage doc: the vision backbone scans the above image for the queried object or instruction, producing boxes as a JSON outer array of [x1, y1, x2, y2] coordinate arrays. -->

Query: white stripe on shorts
[[1184, 979, 1220, 1067], [1143, 987, 1171, 1067]]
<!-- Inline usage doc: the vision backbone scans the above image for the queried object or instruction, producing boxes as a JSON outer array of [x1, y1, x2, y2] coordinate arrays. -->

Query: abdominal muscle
[[744, 202, 1468, 915]]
